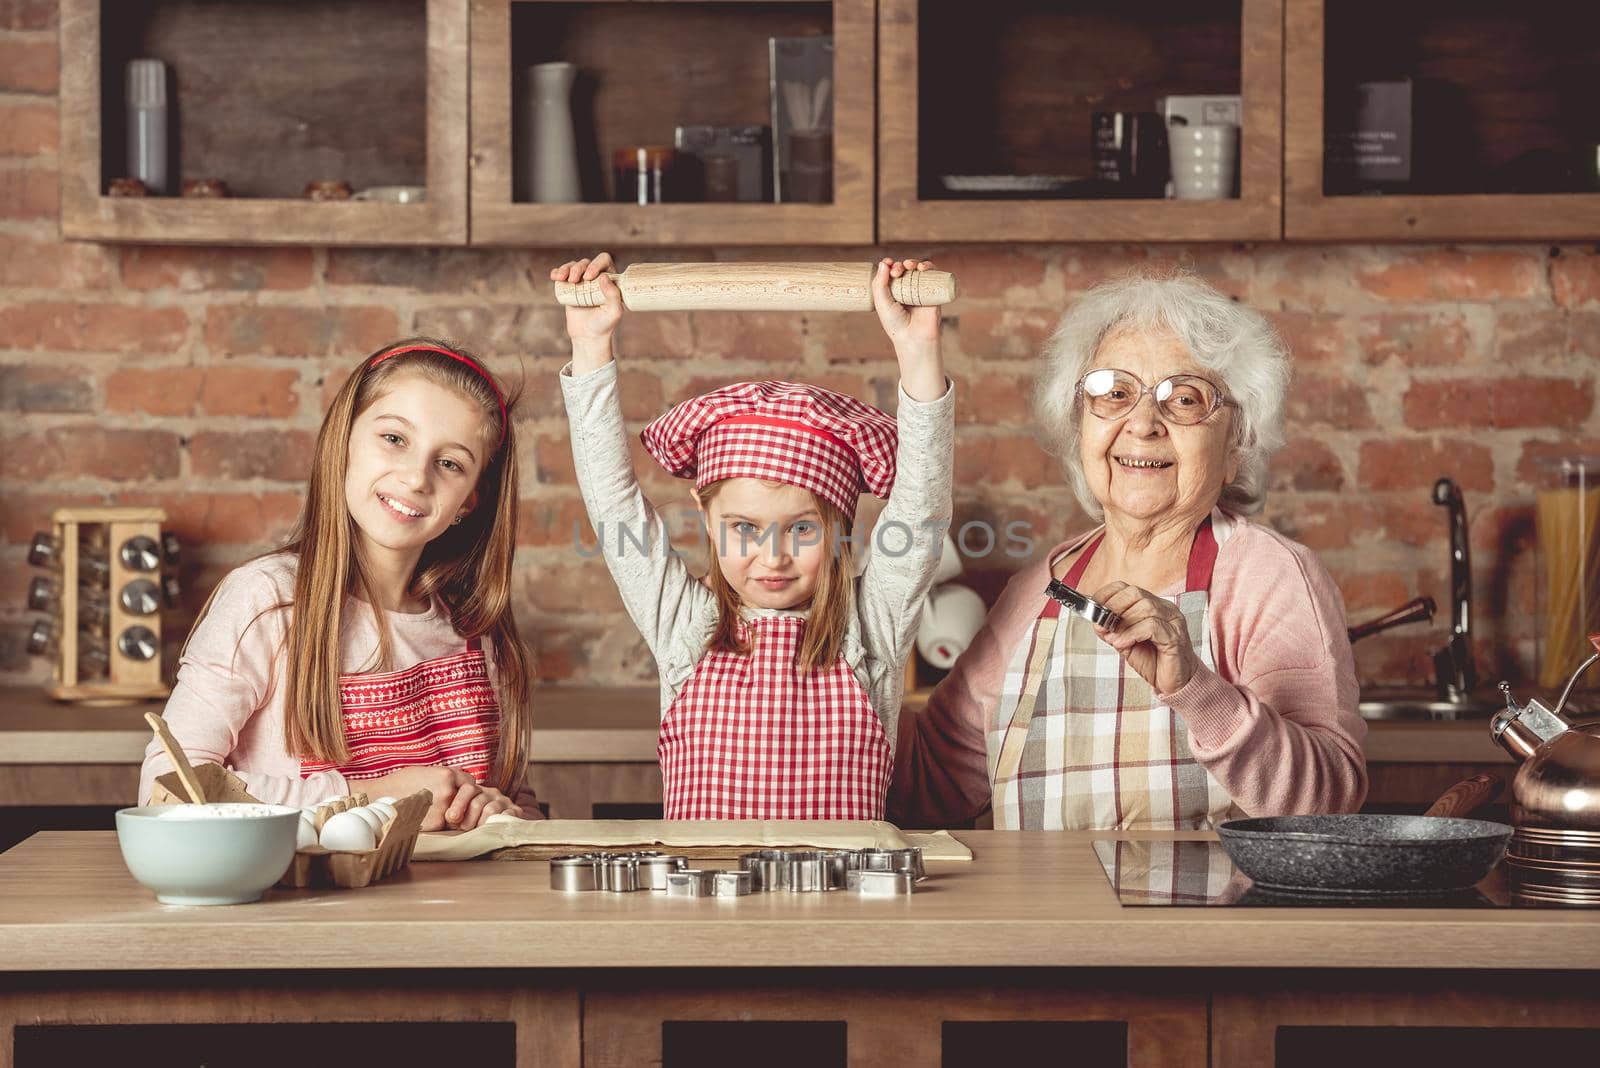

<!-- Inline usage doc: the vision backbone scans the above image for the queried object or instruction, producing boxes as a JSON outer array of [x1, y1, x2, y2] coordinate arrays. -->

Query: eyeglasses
[[1075, 368, 1234, 426]]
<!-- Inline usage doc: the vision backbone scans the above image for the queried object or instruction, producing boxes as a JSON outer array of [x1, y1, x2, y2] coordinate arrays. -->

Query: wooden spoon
[[144, 711, 207, 805]]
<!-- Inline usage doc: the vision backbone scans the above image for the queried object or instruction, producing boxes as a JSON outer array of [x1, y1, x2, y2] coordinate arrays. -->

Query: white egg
[[374, 796, 398, 805], [348, 806, 385, 834], [295, 815, 319, 850], [318, 810, 376, 851], [366, 801, 398, 823]]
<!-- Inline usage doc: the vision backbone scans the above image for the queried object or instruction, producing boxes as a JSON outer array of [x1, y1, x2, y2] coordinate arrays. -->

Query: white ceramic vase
[[524, 62, 581, 203]]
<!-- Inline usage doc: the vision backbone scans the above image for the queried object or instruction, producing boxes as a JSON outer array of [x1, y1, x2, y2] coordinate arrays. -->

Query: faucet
[[1432, 477, 1478, 702], [1347, 596, 1435, 645]]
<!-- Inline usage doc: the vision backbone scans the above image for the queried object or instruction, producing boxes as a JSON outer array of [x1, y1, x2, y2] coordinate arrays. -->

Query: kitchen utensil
[[1492, 645, 1600, 904], [550, 854, 602, 892], [1216, 774, 1510, 894], [714, 870, 753, 897], [553, 262, 957, 311], [114, 803, 300, 905], [667, 869, 719, 897], [144, 710, 207, 805], [1045, 579, 1123, 629], [1091, 111, 1168, 197], [848, 870, 915, 895], [916, 584, 987, 670]]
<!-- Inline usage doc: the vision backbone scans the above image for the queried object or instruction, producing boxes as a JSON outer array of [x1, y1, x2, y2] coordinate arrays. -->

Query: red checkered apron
[[300, 637, 502, 784], [987, 519, 1238, 830], [659, 615, 892, 819]]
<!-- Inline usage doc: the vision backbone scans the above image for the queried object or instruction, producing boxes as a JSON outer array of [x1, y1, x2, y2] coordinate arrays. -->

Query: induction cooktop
[[1092, 838, 1510, 908]]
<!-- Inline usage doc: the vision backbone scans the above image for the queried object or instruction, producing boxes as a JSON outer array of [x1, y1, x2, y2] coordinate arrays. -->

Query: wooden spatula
[[144, 711, 207, 805]]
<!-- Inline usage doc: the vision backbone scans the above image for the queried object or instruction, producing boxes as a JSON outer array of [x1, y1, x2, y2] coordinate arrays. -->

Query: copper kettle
[[1490, 632, 1600, 831]]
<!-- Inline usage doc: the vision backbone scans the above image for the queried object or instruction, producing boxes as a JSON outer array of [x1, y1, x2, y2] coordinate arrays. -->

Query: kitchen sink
[[1356, 691, 1505, 721]]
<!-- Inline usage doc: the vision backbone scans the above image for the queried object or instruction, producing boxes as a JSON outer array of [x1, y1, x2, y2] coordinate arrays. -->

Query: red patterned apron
[[658, 614, 893, 820], [300, 637, 502, 784]]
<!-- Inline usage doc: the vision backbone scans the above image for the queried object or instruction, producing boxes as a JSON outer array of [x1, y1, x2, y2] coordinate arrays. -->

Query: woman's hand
[[872, 257, 945, 402], [1089, 581, 1203, 696], [551, 252, 623, 374], [355, 765, 524, 831]]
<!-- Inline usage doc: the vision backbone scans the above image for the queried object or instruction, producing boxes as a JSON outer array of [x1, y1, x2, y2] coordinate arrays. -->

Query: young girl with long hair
[[138, 340, 535, 830], [553, 252, 954, 820]]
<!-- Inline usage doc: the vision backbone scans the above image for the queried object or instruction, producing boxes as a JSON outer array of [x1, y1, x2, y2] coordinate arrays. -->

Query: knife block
[[35, 506, 172, 704]]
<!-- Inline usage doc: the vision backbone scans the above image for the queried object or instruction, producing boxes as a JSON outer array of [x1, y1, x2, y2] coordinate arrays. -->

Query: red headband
[[368, 344, 507, 450]]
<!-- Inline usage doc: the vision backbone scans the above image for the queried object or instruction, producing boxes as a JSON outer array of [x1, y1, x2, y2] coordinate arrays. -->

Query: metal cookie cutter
[[603, 855, 642, 892], [848, 870, 916, 896], [1045, 579, 1122, 629], [740, 850, 788, 891], [549, 853, 603, 892], [666, 869, 719, 898], [636, 855, 689, 890], [714, 870, 753, 897]]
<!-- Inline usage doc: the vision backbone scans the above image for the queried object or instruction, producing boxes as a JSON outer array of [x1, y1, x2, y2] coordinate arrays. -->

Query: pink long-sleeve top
[[887, 513, 1368, 827], [138, 553, 490, 807]]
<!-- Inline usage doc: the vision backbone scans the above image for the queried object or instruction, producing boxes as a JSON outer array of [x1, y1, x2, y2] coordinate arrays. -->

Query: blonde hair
[[699, 479, 855, 673], [195, 338, 532, 795]]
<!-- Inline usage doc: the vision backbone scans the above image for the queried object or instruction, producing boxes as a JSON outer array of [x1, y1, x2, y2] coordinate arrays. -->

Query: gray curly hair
[[1032, 270, 1290, 518]]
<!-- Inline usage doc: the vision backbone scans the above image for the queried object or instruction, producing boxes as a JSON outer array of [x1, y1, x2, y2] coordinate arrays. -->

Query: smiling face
[[343, 371, 491, 568], [1078, 327, 1238, 528], [697, 478, 830, 611]]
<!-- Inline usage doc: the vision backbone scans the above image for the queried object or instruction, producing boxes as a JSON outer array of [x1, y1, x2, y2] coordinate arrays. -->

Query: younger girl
[[139, 340, 535, 831], [553, 252, 954, 820]]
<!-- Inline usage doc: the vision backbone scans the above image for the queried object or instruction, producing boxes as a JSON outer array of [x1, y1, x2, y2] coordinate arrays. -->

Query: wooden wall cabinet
[[1285, 0, 1600, 240], [468, 0, 875, 246], [878, 0, 1285, 243], [59, 0, 469, 246]]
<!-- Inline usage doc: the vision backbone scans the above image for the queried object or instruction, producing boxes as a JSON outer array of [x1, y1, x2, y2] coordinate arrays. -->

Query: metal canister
[[636, 855, 688, 890], [713, 870, 753, 897], [549, 854, 602, 892], [666, 869, 718, 898], [847, 870, 916, 896]]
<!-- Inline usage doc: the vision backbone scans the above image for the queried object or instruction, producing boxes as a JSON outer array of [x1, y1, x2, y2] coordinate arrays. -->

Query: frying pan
[[1216, 774, 1512, 895]]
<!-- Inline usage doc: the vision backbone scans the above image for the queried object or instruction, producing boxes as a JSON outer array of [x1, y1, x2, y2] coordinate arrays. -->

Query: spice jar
[[613, 146, 677, 205], [786, 128, 832, 203]]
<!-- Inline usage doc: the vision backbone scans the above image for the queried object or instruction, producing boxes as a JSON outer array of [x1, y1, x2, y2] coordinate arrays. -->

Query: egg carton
[[150, 762, 431, 889], [281, 789, 431, 889]]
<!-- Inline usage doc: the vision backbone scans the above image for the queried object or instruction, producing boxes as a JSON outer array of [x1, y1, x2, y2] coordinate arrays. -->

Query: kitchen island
[[2, 829, 1597, 1066]]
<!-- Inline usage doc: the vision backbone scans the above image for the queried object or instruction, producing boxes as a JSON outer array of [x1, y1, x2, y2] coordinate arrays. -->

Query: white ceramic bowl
[[114, 803, 301, 905]]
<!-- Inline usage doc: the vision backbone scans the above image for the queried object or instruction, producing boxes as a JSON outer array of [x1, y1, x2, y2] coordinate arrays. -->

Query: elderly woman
[[890, 271, 1366, 829]]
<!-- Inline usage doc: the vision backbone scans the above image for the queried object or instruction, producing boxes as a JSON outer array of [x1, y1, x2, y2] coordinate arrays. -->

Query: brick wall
[[4, 3, 1597, 696]]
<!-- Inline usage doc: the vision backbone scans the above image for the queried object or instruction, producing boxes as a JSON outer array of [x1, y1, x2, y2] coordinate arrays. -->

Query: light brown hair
[[699, 479, 855, 672], [195, 338, 532, 794]]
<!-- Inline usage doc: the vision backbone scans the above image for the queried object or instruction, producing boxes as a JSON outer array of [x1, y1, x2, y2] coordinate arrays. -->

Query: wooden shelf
[[469, 0, 875, 246], [878, 0, 1283, 243], [1285, 0, 1600, 240], [59, 0, 468, 245]]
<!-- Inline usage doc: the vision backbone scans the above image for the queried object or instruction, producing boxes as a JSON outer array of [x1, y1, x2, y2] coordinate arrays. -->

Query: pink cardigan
[[888, 515, 1368, 827]]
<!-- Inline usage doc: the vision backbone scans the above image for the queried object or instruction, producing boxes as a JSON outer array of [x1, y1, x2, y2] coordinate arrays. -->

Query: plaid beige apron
[[987, 519, 1237, 830]]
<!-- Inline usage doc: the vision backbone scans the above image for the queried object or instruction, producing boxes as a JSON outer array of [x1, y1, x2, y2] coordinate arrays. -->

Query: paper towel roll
[[915, 584, 987, 669]]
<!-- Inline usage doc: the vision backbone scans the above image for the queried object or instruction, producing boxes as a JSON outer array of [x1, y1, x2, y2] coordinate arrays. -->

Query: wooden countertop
[[0, 686, 1513, 766], [1, 829, 1594, 973]]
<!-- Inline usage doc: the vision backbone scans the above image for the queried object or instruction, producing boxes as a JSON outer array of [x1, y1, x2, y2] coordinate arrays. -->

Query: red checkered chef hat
[[641, 381, 898, 522]]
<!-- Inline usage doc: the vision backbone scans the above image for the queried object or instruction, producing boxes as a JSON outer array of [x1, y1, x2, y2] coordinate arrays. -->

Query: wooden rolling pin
[[552, 262, 958, 311]]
